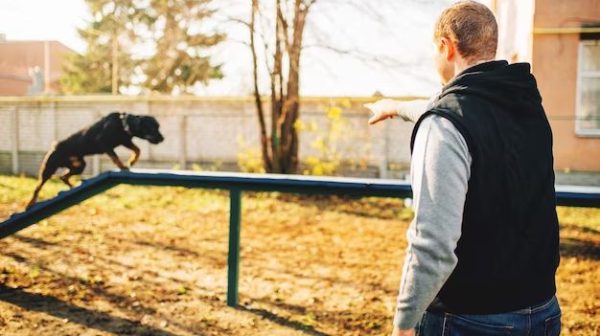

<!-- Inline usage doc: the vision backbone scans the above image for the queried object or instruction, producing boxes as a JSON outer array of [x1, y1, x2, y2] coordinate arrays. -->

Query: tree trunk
[[251, 0, 313, 174], [250, 0, 272, 172]]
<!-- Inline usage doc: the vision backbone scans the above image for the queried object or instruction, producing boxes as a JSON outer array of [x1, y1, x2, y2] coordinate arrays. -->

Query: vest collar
[[442, 60, 509, 92], [458, 60, 509, 76]]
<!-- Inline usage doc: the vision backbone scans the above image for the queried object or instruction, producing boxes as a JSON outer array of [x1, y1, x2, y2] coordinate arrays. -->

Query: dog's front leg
[[123, 142, 141, 167], [105, 149, 129, 170]]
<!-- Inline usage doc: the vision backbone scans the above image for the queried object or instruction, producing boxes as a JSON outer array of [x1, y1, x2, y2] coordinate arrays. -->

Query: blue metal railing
[[1, 169, 599, 306]]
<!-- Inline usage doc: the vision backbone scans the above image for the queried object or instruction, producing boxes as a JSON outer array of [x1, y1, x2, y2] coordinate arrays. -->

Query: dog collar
[[120, 113, 132, 136]]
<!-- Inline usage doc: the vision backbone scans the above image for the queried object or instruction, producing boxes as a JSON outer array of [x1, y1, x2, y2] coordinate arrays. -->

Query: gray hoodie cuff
[[393, 308, 421, 330]]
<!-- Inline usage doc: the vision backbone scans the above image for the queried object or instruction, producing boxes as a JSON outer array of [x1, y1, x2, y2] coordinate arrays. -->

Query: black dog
[[26, 112, 164, 209]]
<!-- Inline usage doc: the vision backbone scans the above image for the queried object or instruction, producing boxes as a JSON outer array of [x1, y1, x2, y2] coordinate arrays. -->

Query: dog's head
[[128, 115, 164, 144]]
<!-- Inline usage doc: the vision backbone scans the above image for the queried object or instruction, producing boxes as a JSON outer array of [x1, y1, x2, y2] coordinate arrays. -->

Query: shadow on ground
[[560, 237, 600, 261], [0, 284, 178, 336], [237, 305, 331, 336]]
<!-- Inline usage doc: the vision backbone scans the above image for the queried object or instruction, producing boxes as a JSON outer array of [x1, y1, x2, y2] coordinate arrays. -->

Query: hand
[[364, 99, 400, 125], [391, 326, 416, 336]]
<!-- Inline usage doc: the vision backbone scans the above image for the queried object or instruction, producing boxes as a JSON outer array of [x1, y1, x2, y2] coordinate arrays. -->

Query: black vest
[[411, 61, 560, 314]]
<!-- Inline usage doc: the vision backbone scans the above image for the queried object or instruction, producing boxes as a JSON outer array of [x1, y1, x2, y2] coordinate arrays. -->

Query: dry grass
[[0, 175, 598, 335]]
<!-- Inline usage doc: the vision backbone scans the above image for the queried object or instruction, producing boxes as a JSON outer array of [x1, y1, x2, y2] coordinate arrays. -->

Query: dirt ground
[[0, 175, 598, 335]]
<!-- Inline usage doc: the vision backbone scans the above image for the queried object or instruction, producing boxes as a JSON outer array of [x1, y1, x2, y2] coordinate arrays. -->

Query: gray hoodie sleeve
[[396, 99, 431, 122], [393, 114, 472, 329]]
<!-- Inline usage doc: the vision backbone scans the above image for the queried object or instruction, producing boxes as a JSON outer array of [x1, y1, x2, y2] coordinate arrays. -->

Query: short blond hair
[[434, 1, 498, 61]]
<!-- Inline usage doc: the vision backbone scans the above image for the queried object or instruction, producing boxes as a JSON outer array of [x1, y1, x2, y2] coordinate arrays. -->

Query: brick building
[[0, 36, 74, 96], [493, 0, 600, 172]]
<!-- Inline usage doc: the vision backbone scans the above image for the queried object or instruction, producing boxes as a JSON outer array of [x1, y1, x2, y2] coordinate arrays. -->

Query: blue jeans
[[416, 296, 561, 336]]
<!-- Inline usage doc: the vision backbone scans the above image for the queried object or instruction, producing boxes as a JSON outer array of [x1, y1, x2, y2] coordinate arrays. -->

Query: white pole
[[379, 120, 390, 179], [44, 41, 50, 94], [11, 107, 19, 174], [111, 32, 118, 95], [50, 101, 57, 140], [179, 115, 187, 169]]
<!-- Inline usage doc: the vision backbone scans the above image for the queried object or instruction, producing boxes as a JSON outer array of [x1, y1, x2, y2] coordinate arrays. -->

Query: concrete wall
[[0, 96, 418, 179], [531, 0, 600, 172]]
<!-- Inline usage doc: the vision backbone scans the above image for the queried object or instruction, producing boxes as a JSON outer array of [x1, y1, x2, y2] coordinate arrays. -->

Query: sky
[[0, 0, 490, 97]]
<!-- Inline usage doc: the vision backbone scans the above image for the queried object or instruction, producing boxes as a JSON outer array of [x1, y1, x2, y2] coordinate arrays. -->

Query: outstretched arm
[[365, 99, 430, 125], [392, 115, 471, 332]]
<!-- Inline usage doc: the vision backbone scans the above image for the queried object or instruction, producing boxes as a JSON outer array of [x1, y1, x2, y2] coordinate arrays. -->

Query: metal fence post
[[380, 120, 390, 179], [227, 189, 242, 306], [11, 107, 19, 175], [92, 111, 102, 175], [179, 115, 187, 169], [50, 101, 57, 141]]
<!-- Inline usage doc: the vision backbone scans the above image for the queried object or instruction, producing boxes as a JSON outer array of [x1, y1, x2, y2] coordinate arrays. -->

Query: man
[[365, 1, 561, 335]]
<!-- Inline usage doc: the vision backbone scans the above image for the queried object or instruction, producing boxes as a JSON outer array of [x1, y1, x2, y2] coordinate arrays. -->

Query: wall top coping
[[0, 95, 427, 104]]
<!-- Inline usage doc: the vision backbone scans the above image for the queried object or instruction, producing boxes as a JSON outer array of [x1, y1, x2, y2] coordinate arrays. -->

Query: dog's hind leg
[[26, 150, 60, 209], [59, 171, 74, 188], [60, 157, 86, 188]]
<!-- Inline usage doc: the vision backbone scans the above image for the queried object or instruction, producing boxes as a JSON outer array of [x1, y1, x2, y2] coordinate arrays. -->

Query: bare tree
[[248, 0, 317, 174], [240, 0, 442, 174]]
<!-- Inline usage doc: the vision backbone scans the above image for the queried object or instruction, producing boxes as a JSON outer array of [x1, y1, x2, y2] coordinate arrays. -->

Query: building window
[[576, 40, 600, 136]]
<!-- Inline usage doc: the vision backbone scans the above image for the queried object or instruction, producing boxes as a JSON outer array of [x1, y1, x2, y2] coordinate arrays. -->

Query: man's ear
[[441, 37, 456, 61]]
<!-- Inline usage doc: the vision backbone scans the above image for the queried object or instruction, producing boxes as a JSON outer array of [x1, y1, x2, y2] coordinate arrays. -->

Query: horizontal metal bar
[[111, 169, 412, 198], [1, 168, 599, 239], [555, 185, 600, 207]]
